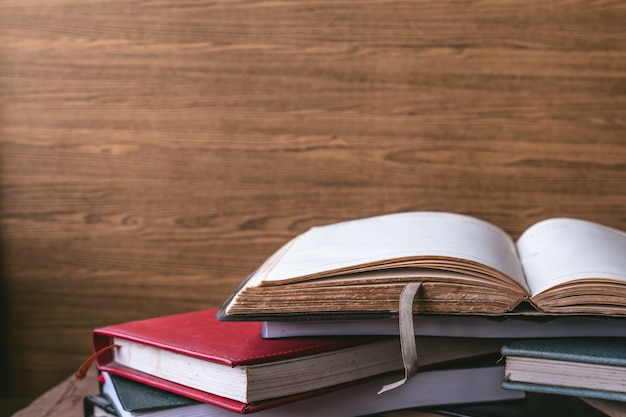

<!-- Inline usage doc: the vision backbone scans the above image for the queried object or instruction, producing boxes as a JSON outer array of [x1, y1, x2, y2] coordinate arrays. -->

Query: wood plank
[[1, 0, 626, 400]]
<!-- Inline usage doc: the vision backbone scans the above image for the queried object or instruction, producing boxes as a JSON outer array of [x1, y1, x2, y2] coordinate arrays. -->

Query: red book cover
[[93, 308, 383, 413]]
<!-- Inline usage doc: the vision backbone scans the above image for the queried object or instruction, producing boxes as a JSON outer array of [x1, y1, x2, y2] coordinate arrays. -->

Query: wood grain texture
[[1, 0, 626, 401]]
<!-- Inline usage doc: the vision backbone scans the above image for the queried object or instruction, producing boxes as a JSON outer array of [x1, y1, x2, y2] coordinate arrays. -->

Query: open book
[[218, 212, 626, 321]]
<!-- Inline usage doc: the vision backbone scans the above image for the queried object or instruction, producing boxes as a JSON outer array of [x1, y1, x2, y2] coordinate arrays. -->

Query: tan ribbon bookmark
[[378, 282, 422, 394]]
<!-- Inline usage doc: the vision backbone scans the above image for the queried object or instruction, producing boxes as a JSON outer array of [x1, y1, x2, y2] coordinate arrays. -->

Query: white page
[[253, 212, 528, 291], [516, 218, 626, 296]]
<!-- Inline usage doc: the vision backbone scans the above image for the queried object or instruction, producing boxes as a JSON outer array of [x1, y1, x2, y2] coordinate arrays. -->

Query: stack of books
[[83, 211, 626, 417]]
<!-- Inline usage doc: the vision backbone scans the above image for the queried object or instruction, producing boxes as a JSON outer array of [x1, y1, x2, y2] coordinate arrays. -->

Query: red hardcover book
[[93, 308, 394, 413], [93, 308, 503, 414]]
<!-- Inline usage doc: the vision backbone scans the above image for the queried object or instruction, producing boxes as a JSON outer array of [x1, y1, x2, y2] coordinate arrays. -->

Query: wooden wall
[[1, 0, 626, 401]]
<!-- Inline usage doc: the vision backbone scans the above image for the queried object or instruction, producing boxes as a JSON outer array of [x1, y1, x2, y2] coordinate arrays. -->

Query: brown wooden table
[[9, 371, 98, 417]]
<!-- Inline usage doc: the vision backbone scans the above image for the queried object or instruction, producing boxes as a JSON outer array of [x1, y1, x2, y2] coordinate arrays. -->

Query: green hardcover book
[[501, 338, 626, 402]]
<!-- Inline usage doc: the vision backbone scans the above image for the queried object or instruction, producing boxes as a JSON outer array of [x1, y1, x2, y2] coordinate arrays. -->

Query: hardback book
[[86, 372, 207, 417], [261, 314, 626, 339], [93, 308, 505, 413], [92, 363, 524, 417], [218, 212, 626, 321], [500, 338, 626, 402]]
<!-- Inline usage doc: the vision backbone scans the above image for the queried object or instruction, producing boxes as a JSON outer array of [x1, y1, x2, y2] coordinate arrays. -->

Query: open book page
[[516, 218, 626, 296], [252, 212, 529, 292]]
